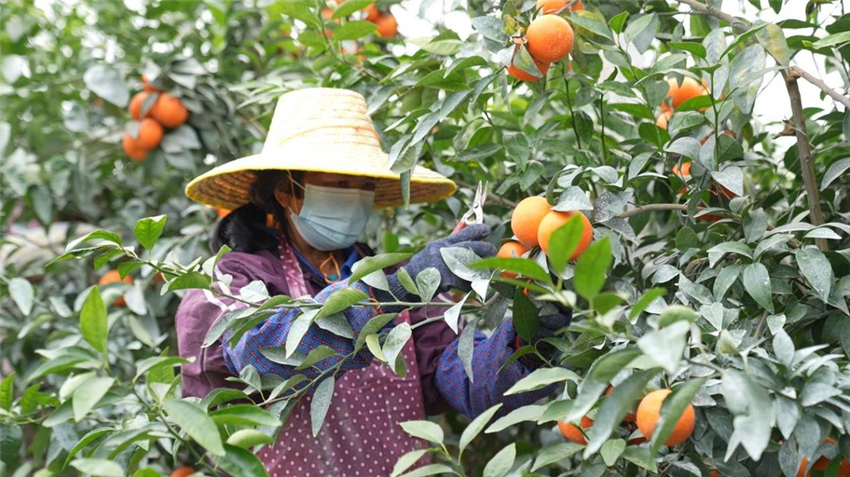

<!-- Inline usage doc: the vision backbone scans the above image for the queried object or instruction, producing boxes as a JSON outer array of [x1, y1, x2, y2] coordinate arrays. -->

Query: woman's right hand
[[397, 224, 496, 294]]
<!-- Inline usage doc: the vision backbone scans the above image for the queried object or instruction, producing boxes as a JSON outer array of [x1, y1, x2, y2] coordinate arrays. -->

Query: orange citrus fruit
[[507, 59, 550, 82], [135, 118, 163, 150], [636, 389, 695, 446], [526, 15, 574, 64], [605, 385, 637, 422], [710, 471, 719, 477], [376, 14, 397, 38], [364, 4, 381, 22], [150, 93, 189, 128], [558, 416, 593, 444], [537, 210, 593, 259], [129, 91, 150, 120], [99, 270, 133, 306], [511, 196, 551, 248], [536, 0, 583, 13], [656, 110, 672, 130], [216, 208, 231, 218], [672, 161, 691, 179], [122, 135, 149, 162], [171, 467, 196, 477], [497, 241, 530, 278], [664, 77, 709, 109]]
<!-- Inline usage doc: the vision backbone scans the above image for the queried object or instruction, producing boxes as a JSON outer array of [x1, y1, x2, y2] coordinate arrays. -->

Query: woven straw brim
[[185, 150, 457, 210], [185, 87, 457, 209]]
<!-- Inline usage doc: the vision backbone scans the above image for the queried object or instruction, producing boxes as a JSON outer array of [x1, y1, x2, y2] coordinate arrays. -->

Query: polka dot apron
[[260, 240, 429, 476]]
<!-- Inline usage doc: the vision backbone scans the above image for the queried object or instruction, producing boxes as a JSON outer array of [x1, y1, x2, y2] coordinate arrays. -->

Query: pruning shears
[[452, 181, 487, 234]]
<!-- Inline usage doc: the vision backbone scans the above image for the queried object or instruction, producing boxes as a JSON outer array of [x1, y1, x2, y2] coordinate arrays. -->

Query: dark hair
[[210, 171, 303, 253]]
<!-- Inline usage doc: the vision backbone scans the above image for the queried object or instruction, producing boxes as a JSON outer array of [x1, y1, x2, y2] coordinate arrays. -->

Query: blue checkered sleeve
[[434, 320, 557, 419], [221, 280, 378, 380]]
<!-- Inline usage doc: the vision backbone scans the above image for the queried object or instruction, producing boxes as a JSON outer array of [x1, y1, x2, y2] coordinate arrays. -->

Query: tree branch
[[789, 66, 850, 110], [677, 0, 850, 110], [676, 0, 829, 250]]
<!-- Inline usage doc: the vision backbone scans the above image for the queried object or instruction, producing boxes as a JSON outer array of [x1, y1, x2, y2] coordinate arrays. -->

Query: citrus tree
[[3, 0, 850, 476]]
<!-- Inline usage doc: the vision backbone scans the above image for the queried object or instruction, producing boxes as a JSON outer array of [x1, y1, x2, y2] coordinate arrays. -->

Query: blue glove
[[374, 224, 497, 309]]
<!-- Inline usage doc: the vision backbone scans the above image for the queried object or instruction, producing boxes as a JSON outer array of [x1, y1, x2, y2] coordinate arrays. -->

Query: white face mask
[[289, 184, 375, 252]]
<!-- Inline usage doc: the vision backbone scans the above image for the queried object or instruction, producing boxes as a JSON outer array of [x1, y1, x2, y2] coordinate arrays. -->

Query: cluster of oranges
[[558, 387, 696, 448], [796, 438, 850, 477], [364, 4, 397, 38], [122, 74, 190, 161], [655, 76, 710, 130], [497, 196, 592, 276], [507, 0, 580, 82]]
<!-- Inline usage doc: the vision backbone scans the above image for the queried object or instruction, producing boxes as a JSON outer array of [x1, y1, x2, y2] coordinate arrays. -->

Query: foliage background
[[2, 0, 850, 476]]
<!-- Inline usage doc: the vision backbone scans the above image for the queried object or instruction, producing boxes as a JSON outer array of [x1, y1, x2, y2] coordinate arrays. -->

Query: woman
[[176, 88, 570, 476]]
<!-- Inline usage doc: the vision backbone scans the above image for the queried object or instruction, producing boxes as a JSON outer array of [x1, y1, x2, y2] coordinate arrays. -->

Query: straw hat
[[185, 88, 456, 209]]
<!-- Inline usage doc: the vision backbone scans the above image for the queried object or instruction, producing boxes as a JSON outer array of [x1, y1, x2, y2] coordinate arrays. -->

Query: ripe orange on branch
[[151, 93, 190, 128], [129, 91, 151, 120], [135, 118, 164, 150], [536, 0, 583, 13], [537, 210, 592, 259], [664, 77, 709, 109], [375, 14, 398, 38], [497, 241, 530, 278], [656, 110, 672, 130], [558, 415, 593, 444], [507, 58, 550, 82], [635, 389, 695, 446], [511, 196, 551, 248], [122, 135, 149, 161], [171, 467, 196, 477], [526, 15, 574, 64]]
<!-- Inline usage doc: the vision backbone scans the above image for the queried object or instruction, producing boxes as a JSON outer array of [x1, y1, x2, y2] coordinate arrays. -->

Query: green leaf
[[63, 427, 112, 468], [212, 444, 270, 477], [650, 379, 705, 453], [80, 287, 108, 355], [295, 345, 337, 371], [531, 442, 584, 471], [601, 439, 626, 466], [349, 253, 413, 284], [226, 429, 275, 449], [743, 262, 774, 312], [482, 443, 516, 477], [821, 158, 850, 191], [669, 42, 706, 59], [409, 38, 463, 56], [459, 404, 502, 457], [162, 399, 225, 456], [756, 22, 789, 66], [354, 313, 397, 351], [332, 20, 377, 40], [8, 277, 34, 316], [72, 377, 114, 421], [609, 11, 630, 34], [574, 237, 612, 302], [0, 373, 13, 411], [398, 464, 454, 477], [505, 367, 580, 395], [382, 322, 412, 375], [310, 377, 335, 436], [133, 356, 192, 382], [331, 0, 372, 19], [399, 420, 444, 444], [471, 16, 509, 42], [546, 214, 587, 274], [657, 305, 699, 327], [624, 13, 658, 53], [414, 267, 440, 303], [637, 321, 690, 373], [83, 64, 128, 107], [391, 449, 429, 477], [167, 272, 212, 291], [622, 445, 657, 472], [133, 215, 167, 252], [443, 293, 467, 334], [629, 288, 666, 319], [316, 288, 369, 319], [210, 405, 280, 427], [70, 458, 125, 477], [812, 30, 850, 49], [796, 247, 833, 302], [722, 370, 773, 461], [512, 290, 539, 342], [563, 349, 641, 424], [396, 268, 420, 297], [470, 257, 551, 283]]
